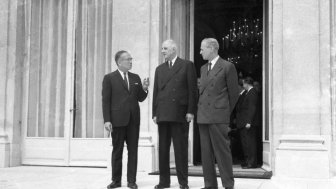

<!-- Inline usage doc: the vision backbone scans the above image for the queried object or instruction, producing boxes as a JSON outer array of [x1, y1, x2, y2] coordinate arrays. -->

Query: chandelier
[[222, 18, 262, 65]]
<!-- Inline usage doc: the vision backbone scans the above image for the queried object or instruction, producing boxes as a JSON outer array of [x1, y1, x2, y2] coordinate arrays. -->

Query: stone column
[[0, 0, 24, 167], [272, 0, 333, 179], [0, 0, 11, 168]]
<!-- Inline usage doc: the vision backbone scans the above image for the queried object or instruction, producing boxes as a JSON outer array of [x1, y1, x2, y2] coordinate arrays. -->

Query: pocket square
[[134, 83, 139, 85]]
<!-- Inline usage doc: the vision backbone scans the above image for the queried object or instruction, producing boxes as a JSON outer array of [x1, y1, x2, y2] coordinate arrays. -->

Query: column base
[[0, 134, 10, 168], [275, 135, 330, 179]]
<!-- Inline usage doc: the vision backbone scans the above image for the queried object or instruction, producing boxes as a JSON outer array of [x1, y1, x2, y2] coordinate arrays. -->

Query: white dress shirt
[[118, 69, 129, 89], [169, 55, 178, 67], [209, 55, 220, 70]]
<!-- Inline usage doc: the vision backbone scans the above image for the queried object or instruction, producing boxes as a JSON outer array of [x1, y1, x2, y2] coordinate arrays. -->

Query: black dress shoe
[[179, 184, 189, 189], [127, 182, 138, 189], [201, 187, 218, 189], [154, 184, 170, 189], [107, 181, 121, 188]]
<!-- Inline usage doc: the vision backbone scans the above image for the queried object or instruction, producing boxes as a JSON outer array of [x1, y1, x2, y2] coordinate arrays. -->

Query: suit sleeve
[[226, 63, 239, 114], [136, 75, 148, 102], [102, 75, 111, 123], [152, 68, 159, 118], [246, 90, 258, 125], [187, 61, 198, 115]]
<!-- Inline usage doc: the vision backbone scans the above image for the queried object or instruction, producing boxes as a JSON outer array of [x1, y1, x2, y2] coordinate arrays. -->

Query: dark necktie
[[169, 61, 172, 69], [207, 62, 212, 75], [123, 72, 129, 91]]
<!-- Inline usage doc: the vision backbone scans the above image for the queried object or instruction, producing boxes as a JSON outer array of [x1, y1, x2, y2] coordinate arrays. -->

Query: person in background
[[253, 80, 263, 166], [230, 79, 247, 165], [236, 77, 258, 169]]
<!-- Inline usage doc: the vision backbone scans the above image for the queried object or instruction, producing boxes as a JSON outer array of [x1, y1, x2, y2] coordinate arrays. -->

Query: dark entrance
[[193, 0, 263, 167]]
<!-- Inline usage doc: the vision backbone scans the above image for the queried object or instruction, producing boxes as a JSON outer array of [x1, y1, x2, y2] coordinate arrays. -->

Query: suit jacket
[[197, 57, 239, 124], [236, 87, 258, 129], [230, 90, 247, 128], [152, 57, 198, 123], [102, 70, 147, 127]]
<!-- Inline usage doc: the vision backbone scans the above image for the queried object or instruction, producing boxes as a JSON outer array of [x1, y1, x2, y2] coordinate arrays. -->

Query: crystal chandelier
[[223, 18, 262, 65]]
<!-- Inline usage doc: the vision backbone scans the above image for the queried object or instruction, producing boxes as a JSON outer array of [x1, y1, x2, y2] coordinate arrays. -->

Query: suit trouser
[[111, 115, 139, 183], [239, 126, 257, 166], [158, 122, 189, 186], [198, 123, 234, 188]]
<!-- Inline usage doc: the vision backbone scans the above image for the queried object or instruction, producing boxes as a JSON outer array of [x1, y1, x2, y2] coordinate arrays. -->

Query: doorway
[[193, 0, 264, 167]]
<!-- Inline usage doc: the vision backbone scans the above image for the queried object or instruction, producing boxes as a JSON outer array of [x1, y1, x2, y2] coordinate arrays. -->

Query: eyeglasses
[[121, 58, 133, 61]]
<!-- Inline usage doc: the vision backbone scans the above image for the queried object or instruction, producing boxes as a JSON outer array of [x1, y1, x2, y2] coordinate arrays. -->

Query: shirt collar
[[170, 56, 178, 66], [210, 55, 220, 67], [247, 86, 253, 92], [118, 68, 128, 77]]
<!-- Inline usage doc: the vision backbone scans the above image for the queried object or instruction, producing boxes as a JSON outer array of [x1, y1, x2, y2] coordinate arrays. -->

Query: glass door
[[22, 0, 72, 165], [68, 0, 113, 167], [22, 0, 114, 167]]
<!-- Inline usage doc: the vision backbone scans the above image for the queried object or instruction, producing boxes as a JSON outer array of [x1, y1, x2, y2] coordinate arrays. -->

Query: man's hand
[[153, 116, 157, 124], [246, 123, 251, 129], [104, 122, 113, 133], [186, 113, 194, 122], [143, 77, 150, 91]]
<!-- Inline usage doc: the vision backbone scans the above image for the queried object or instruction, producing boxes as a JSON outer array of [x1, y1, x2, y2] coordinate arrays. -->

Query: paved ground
[[0, 166, 335, 189], [0, 166, 269, 189]]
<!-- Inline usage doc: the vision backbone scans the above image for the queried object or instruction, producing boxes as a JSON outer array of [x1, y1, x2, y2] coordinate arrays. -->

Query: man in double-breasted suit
[[236, 77, 259, 169], [102, 50, 149, 189], [152, 39, 198, 189], [197, 38, 239, 189]]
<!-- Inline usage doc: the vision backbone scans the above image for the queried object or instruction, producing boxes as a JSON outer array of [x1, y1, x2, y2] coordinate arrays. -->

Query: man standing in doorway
[[197, 38, 239, 189], [236, 77, 259, 169], [102, 50, 149, 189], [152, 39, 198, 189]]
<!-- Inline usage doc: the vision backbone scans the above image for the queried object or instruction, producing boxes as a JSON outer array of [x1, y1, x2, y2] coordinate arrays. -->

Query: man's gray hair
[[202, 38, 219, 51], [163, 39, 178, 51]]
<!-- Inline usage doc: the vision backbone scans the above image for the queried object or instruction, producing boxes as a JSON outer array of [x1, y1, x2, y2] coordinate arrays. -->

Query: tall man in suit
[[102, 50, 149, 189], [236, 77, 259, 169], [152, 39, 198, 189], [197, 38, 239, 189]]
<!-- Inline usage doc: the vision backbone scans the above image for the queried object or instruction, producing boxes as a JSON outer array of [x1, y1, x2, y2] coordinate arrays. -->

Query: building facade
[[1, 0, 336, 187]]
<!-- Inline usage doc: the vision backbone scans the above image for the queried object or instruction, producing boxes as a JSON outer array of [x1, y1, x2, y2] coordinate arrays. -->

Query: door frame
[[162, 0, 273, 170]]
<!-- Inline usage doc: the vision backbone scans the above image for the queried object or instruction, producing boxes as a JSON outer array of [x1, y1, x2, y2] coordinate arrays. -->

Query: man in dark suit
[[197, 38, 239, 189], [102, 50, 149, 189], [152, 39, 198, 189], [230, 81, 247, 164], [236, 77, 259, 169]]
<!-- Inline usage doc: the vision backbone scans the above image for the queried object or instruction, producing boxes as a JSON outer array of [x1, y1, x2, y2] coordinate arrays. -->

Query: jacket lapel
[[115, 70, 130, 93], [160, 57, 183, 90], [200, 58, 223, 94]]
